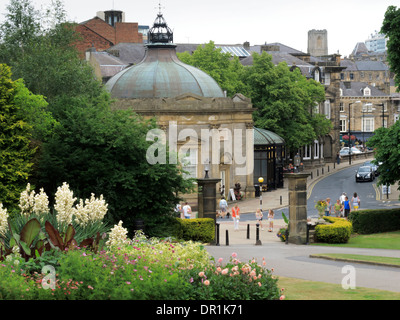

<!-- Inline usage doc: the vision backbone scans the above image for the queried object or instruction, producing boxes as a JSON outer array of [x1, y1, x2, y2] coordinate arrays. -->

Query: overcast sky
[[0, 0, 396, 57]]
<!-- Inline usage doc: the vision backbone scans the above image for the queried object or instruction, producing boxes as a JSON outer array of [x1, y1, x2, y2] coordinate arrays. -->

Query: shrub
[[349, 209, 400, 234], [176, 218, 215, 243], [315, 217, 352, 244]]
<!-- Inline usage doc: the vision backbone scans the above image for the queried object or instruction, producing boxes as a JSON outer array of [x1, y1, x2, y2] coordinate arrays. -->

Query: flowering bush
[[315, 200, 327, 218], [0, 233, 283, 300], [276, 228, 288, 242]]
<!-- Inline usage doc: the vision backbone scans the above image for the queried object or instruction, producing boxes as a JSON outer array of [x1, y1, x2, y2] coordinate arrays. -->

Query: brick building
[[74, 10, 143, 57]]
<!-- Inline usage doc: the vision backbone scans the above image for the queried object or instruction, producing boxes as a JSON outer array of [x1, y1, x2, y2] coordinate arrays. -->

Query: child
[[255, 208, 263, 230], [268, 209, 274, 232]]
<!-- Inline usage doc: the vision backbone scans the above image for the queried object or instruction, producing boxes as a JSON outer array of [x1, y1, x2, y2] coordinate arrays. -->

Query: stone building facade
[[105, 13, 255, 204]]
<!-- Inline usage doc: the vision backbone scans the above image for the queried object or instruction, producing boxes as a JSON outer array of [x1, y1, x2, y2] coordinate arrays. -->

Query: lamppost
[[258, 177, 264, 212], [348, 101, 361, 165], [375, 103, 386, 128]]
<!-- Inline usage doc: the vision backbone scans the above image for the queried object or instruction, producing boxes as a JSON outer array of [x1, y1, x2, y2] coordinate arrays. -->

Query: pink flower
[[232, 252, 237, 258], [218, 258, 223, 264], [204, 280, 210, 286], [126, 281, 131, 285], [258, 282, 262, 287], [280, 295, 285, 300], [221, 268, 229, 275], [88, 285, 94, 290], [198, 271, 205, 277]]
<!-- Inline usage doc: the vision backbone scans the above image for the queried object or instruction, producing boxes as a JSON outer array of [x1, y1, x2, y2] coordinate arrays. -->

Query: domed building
[[106, 12, 256, 204]]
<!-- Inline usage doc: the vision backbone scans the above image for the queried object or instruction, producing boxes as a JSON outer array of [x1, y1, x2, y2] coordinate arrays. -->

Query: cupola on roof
[[105, 12, 224, 99]]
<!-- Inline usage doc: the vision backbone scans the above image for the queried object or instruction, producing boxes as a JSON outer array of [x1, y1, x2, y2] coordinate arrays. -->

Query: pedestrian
[[268, 209, 274, 232], [351, 192, 360, 211], [333, 199, 342, 217], [343, 196, 351, 219], [255, 208, 263, 230], [174, 203, 182, 218], [182, 202, 192, 219], [219, 197, 228, 218], [336, 152, 341, 165], [325, 198, 332, 216], [231, 203, 240, 231], [339, 192, 346, 205]]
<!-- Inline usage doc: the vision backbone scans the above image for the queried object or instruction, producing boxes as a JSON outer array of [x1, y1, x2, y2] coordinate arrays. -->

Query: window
[[181, 149, 198, 179], [363, 87, 371, 96], [362, 118, 374, 132], [324, 100, 331, 119], [350, 73, 354, 80], [340, 119, 347, 132], [339, 103, 344, 112]]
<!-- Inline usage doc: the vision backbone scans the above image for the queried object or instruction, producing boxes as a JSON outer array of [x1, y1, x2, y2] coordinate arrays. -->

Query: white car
[[340, 147, 362, 155]]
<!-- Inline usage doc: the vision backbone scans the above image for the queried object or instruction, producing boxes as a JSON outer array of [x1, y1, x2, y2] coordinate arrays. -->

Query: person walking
[[352, 192, 360, 211], [182, 202, 192, 219], [339, 192, 346, 205], [325, 198, 332, 216], [231, 204, 240, 231], [268, 209, 274, 232], [343, 196, 351, 219], [333, 199, 342, 217], [336, 152, 341, 165], [255, 208, 263, 230], [219, 197, 228, 218]]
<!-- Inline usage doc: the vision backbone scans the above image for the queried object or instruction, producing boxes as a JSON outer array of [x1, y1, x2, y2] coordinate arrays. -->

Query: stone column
[[284, 173, 310, 245]]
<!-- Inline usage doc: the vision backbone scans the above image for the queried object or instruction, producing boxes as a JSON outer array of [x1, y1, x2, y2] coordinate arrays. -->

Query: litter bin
[[254, 185, 260, 197]]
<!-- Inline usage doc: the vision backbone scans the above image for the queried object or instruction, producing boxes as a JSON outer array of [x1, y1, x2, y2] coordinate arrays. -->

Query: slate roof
[[340, 81, 388, 97], [355, 61, 388, 71]]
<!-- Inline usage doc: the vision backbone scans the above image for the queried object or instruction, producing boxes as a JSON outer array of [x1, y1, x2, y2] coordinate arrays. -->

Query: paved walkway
[[205, 157, 400, 293]]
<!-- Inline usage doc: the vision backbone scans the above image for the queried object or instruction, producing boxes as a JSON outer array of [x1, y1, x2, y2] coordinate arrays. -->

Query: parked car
[[355, 166, 375, 182], [340, 147, 362, 155], [363, 160, 379, 176]]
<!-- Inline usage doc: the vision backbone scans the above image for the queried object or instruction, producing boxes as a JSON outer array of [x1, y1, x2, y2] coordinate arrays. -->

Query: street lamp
[[374, 103, 386, 128], [348, 100, 361, 165], [258, 177, 264, 212]]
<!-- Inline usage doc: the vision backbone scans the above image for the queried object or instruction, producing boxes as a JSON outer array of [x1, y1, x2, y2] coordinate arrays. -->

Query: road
[[238, 164, 400, 222]]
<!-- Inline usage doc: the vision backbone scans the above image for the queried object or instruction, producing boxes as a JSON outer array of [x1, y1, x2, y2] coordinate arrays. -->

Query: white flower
[[54, 182, 76, 226], [106, 221, 129, 247], [74, 194, 108, 227], [19, 183, 35, 216], [0, 203, 9, 236], [33, 188, 49, 214]]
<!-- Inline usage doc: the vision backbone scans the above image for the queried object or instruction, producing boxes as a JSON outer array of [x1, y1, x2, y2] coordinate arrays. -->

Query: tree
[[36, 94, 195, 236], [177, 41, 245, 97], [0, 0, 103, 103], [367, 123, 400, 190], [244, 52, 330, 154], [381, 5, 400, 91], [0, 64, 34, 211]]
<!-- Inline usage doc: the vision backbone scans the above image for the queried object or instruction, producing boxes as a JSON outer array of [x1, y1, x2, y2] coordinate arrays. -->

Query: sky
[[0, 0, 397, 57]]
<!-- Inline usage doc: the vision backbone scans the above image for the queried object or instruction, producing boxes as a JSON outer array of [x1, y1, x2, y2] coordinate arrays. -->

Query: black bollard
[[216, 223, 220, 246], [280, 195, 282, 205], [226, 229, 229, 246], [247, 224, 250, 239], [255, 223, 262, 245]]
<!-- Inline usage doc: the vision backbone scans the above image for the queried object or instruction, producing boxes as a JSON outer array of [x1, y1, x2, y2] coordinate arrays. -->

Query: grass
[[277, 231, 400, 299], [277, 276, 400, 300], [312, 231, 400, 250], [310, 253, 400, 267]]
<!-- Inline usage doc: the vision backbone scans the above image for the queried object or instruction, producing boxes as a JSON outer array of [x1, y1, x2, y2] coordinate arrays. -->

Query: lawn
[[312, 231, 400, 250], [277, 276, 400, 300]]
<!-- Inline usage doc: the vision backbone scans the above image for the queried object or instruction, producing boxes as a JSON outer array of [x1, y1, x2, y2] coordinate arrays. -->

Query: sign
[[229, 188, 236, 201], [382, 185, 391, 195]]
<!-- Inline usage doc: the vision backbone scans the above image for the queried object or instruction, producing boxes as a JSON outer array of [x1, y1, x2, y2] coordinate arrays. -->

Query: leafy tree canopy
[[381, 5, 400, 91]]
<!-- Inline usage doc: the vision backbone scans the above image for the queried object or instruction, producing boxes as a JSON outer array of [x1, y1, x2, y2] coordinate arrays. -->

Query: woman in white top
[[351, 193, 360, 211]]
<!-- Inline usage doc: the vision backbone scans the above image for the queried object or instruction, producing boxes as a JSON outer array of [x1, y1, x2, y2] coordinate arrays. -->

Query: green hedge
[[175, 218, 215, 243], [349, 208, 400, 234], [315, 217, 352, 244]]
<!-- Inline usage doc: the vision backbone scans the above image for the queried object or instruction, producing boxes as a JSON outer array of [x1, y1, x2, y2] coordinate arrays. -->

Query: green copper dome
[[105, 12, 224, 99], [105, 44, 225, 99]]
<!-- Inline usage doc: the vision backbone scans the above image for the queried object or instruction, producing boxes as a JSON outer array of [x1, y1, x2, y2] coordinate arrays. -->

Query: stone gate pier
[[284, 173, 310, 244]]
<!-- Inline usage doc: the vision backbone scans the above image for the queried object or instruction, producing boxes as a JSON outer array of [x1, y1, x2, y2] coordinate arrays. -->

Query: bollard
[[317, 169, 319, 177], [328, 165, 330, 173], [311, 171, 313, 179], [255, 223, 262, 245], [280, 195, 282, 205], [322, 167, 324, 175], [216, 223, 220, 246], [247, 224, 250, 239], [226, 230, 229, 246]]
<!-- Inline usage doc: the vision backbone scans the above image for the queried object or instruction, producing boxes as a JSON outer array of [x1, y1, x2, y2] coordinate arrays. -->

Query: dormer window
[[363, 87, 371, 96]]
